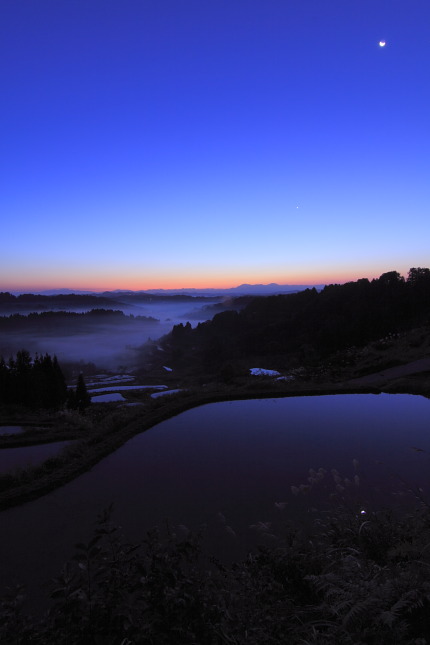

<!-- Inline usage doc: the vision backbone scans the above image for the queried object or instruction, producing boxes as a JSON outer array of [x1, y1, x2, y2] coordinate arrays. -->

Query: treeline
[[0, 292, 117, 306], [164, 268, 430, 368], [0, 350, 67, 409], [100, 292, 218, 303], [0, 309, 158, 332]]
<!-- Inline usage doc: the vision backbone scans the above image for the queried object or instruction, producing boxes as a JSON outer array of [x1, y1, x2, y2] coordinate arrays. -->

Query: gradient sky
[[1, 0, 429, 291]]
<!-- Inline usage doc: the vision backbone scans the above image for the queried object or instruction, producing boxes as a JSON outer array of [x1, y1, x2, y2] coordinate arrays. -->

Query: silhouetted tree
[[66, 388, 77, 410], [14, 350, 32, 406], [32, 353, 68, 408], [0, 356, 8, 404], [74, 373, 91, 412], [52, 355, 68, 404], [407, 267, 430, 285], [377, 270, 405, 287], [0, 350, 67, 409]]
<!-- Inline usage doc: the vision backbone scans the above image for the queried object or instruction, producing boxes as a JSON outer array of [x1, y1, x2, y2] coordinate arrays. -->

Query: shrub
[[3, 486, 430, 643]]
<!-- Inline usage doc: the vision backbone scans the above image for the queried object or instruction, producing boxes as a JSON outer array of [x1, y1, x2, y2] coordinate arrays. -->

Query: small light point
[[379, 41, 386, 47]]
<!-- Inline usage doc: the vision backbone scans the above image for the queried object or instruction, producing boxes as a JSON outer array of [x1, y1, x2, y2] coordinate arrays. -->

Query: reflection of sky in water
[[0, 426, 24, 436], [0, 441, 72, 473], [1, 394, 429, 608], [91, 393, 126, 402]]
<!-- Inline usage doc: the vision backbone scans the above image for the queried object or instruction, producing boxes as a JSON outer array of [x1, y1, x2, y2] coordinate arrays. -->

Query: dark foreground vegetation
[[2, 484, 430, 644]]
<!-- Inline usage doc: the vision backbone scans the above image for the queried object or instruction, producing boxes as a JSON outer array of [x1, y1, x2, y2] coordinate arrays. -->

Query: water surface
[[0, 441, 72, 473], [0, 394, 429, 605], [0, 426, 24, 436]]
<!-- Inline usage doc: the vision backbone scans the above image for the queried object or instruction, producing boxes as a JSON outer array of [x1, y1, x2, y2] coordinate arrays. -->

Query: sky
[[1, 0, 429, 291]]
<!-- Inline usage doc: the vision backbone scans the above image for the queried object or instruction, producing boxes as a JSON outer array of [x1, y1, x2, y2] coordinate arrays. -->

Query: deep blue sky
[[1, 0, 429, 290]]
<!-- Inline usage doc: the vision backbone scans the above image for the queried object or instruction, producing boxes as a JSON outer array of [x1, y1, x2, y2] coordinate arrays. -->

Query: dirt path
[[347, 357, 430, 387]]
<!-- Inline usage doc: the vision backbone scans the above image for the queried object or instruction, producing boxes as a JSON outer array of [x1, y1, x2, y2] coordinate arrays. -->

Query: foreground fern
[[2, 496, 430, 644]]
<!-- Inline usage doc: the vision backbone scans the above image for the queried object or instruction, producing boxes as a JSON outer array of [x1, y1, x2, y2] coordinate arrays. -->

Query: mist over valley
[[0, 291, 231, 370]]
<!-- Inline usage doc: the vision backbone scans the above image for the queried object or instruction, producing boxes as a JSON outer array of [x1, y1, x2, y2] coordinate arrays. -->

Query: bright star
[[379, 41, 386, 47]]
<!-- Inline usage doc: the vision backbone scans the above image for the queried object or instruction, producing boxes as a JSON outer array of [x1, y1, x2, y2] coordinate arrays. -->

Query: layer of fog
[[0, 300, 223, 371]]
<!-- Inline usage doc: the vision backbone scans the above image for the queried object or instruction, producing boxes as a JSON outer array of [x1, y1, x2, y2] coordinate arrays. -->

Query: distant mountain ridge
[[132, 283, 325, 297], [11, 283, 325, 298]]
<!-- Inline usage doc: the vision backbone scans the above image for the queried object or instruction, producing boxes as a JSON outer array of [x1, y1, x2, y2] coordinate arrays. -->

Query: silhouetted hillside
[[0, 292, 124, 313], [0, 309, 158, 333], [160, 268, 430, 372]]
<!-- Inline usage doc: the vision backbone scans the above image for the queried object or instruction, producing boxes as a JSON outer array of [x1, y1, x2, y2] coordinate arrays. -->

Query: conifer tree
[[0, 350, 67, 409], [0, 356, 8, 404], [52, 355, 67, 406], [75, 373, 91, 412]]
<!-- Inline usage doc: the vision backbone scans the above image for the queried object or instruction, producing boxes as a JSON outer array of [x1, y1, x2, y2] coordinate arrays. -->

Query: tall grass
[[2, 475, 430, 644]]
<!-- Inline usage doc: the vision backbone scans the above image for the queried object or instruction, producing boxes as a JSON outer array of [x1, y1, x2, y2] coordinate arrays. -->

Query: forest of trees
[[0, 292, 118, 307], [0, 350, 68, 409], [0, 350, 93, 410], [163, 268, 430, 370], [0, 309, 158, 332]]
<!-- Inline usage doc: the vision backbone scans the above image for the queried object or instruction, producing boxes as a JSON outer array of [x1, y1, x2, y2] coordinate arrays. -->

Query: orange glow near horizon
[[2, 2, 429, 306], [0, 263, 413, 293]]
